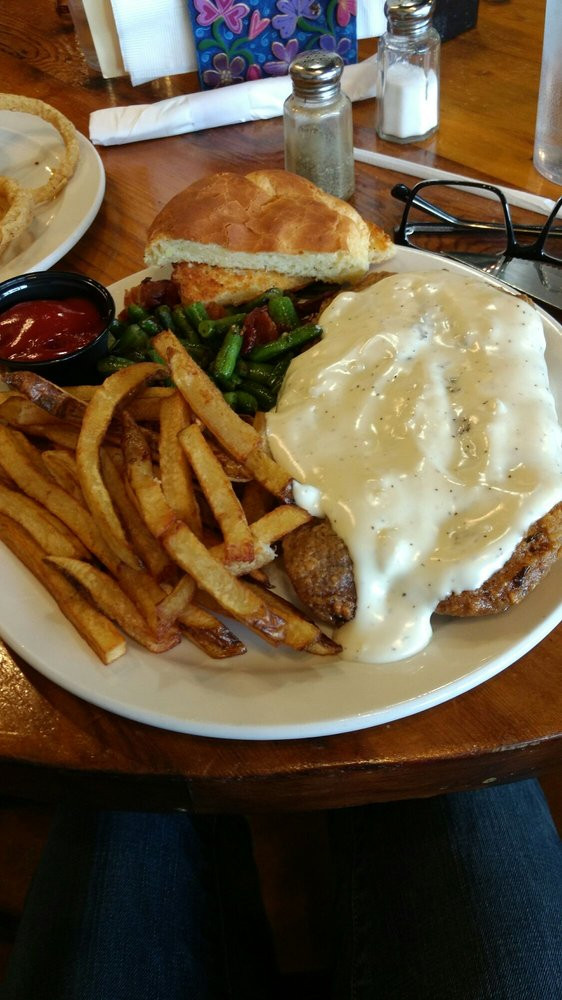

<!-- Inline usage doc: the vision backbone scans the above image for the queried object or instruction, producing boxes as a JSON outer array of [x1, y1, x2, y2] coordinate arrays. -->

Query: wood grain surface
[[0, 0, 560, 812]]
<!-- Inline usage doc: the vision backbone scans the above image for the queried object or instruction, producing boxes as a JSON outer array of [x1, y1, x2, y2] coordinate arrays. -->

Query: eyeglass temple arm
[[392, 183, 463, 225], [391, 183, 561, 239]]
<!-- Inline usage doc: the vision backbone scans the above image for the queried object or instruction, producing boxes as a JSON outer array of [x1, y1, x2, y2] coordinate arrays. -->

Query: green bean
[[223, 390, 258, 415], [183, 302, 208, 328], [238, 379, 275, 410], [109, 318, 126, 337], [172, 306, 200, 344], [211, 329, 243, 386], [147, 347, 167, 366], [139, 317, 160, 337], [248, 324, 322, 362], [267, 294, 300, 331], [271, 355, 293, 391], [154, 304, 175, 331], [198, 314, 246, 340], [127, 303, 149, 323], [97, 355, 136, 374], [214, 371, 242, 392], [236, 287, 283, 312], [117, 323, 150, 355], [179, 342, 212, 369], [235, 359, 277, 386]]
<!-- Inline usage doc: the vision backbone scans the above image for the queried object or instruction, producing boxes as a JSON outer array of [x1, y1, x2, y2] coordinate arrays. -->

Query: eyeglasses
[[391, 180, 562, 310]]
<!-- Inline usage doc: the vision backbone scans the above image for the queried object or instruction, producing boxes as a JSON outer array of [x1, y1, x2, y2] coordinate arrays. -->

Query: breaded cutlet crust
[[282, 504, 562, 624], [436, 501, 562, 616]]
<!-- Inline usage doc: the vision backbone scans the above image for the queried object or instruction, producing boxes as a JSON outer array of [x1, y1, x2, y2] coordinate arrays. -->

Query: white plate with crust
[[0, 248, 560, 740], [0, 110, 105, 283]]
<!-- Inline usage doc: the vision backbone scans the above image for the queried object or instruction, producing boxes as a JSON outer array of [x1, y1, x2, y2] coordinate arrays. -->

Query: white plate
[[0, 110, 105, 282], [1, 248, 561, 740]]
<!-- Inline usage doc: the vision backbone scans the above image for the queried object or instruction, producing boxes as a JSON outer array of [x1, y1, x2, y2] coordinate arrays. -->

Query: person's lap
[[1, 779, 560, 1000]]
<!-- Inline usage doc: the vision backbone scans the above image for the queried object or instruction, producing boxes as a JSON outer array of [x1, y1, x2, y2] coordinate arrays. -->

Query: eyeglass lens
[[402, 184, 562, 264]]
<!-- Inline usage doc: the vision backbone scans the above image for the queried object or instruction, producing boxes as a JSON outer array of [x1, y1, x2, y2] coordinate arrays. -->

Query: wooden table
[[0, 0, 560, 813]]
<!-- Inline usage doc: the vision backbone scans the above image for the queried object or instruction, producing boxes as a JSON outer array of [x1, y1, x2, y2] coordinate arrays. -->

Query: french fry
[[159, 391, 202, 537], [206, 437, 252, 482], [0, 426, 120, 572], [0, 481, 89, 559], [112, 561, 182, 644], [47, 557, 181, 654], [1, 370, 89, 425], [153, 330, 292, 500], [241, 443, 293, 499], [241, 478, 275, 524], [209, 504, 311, 574], [100, 448, 175, 583], [156, 574, 197, 631], [122, 412, 286, 643], [0, 515, 126, 664], [41, 450, 83, 502], [154, 331, 258, 457], [0, 336, 340, 666], [117, 539, 242, 659], [180, 422, 255, 568], [178, 603, 247, 658], [244, 581, 342, 655], [76, 362, 162, 567], [126, 396, 167, 424], [0, 394, 61, 427], [22, 423, 81, 450], [68, 385, 175, 403]]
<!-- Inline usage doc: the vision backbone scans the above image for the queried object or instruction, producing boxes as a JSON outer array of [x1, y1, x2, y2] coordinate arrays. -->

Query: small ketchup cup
[[0, 270, 115, 385]]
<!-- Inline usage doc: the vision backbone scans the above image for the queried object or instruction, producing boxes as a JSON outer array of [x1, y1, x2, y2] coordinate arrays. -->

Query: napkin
[[109, 0, 198, 87], [90, 55, 378, 146]]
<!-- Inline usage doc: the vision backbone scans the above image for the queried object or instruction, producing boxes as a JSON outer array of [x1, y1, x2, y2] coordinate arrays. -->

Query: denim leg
[[327, 779, 562, 1000], [1, 807, 279, 1000]]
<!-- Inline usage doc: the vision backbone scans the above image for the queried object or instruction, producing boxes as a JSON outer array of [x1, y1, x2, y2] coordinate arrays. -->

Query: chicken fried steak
[[282, 503, 562, 625]]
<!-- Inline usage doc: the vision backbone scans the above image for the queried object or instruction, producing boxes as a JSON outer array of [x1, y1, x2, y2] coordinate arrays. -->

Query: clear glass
[[533, 0, 562, 185], [283, 90, 355, 201], [376, 28, 440, 143]]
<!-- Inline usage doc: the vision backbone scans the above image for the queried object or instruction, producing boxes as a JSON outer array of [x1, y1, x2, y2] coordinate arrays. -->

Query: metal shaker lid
[[289, 50, 344, 100], [384, 0, 436, 35]]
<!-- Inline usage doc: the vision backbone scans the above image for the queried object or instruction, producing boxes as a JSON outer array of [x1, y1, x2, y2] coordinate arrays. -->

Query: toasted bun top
[[145, 170, 394, 283]]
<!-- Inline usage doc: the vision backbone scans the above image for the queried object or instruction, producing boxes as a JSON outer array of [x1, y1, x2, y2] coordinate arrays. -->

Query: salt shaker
[[376, 0, 440, 144], [284, 50, 355, 201]]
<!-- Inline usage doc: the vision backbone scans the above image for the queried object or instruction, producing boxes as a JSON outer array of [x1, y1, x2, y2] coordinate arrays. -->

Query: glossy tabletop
[[0, 0, 560, 812]]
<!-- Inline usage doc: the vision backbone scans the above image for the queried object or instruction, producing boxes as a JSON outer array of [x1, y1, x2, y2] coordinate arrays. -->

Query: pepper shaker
[[376, 0, 440, 144], [284, 50, 355, 201]]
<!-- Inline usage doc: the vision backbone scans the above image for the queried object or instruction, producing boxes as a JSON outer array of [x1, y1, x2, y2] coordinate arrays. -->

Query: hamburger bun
[[144, 169, 395, 303]]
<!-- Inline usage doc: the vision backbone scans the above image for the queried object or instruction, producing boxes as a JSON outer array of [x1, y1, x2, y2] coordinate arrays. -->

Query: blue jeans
[[1, 780, 560, 999]]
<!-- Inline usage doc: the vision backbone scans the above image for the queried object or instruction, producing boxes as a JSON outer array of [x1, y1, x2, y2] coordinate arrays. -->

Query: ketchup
[[0, 297, 104, 362]]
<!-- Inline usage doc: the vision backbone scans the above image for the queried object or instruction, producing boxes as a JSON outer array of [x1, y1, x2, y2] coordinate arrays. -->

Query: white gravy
[[266, 272, 562, 663]]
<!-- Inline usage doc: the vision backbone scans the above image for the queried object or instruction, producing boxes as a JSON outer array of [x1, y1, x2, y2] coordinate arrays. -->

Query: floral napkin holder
[[185, 1, 357, 90]]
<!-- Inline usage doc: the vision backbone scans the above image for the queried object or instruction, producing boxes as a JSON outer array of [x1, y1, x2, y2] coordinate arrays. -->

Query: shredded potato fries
[[0, 339, 342, 665]]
